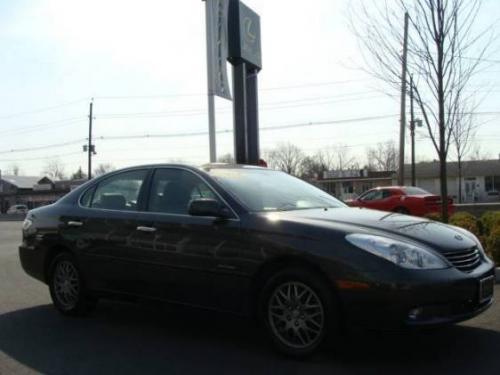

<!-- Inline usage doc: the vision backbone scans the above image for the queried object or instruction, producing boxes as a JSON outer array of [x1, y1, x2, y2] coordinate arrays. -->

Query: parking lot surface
[[1, 221, 499, 374]]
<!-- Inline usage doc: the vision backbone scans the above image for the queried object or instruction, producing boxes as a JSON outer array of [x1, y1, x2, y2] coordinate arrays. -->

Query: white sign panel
[[206, 0, 232, 100]]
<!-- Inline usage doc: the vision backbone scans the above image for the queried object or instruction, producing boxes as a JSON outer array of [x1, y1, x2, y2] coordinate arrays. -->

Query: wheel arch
[[250, 255, 339, 316], [393, 206, 410, 214], [43, 244, 75, 283]]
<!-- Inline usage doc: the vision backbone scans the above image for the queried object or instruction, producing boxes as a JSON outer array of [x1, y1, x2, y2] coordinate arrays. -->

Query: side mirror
[[188, 198, 231, 218]]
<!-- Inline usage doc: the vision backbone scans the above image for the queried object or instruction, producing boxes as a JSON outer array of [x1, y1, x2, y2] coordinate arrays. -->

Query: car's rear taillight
[[424, 196, 440, 205], [423, 196, 453, 207]]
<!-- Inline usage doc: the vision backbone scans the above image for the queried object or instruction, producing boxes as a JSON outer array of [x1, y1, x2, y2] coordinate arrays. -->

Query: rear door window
[[80, 186, 95, 207], [90, 170, 148, 211]]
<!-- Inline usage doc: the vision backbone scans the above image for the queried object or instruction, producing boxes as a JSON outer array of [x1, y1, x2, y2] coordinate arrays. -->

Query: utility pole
[[410, 75, 416, 186], [204, 0, 217, 163], [88, 100, 93, 180], [398, 11, 409, 186]]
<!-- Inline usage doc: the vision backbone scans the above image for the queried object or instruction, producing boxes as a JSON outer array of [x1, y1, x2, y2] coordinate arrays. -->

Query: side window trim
[[79, 185, 97, 207], [136, 168, 154, 212], [79, 168, 149, 212]]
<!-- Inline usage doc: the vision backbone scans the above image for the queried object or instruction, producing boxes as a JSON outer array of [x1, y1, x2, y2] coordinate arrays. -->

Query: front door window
[[148, 169, 219, 215]]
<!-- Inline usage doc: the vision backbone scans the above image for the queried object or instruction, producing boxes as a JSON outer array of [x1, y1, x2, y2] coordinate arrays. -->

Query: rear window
[[403, 187, 430, 195]]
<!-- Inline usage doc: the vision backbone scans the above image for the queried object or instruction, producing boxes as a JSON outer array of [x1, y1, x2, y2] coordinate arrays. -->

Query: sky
[[0, 0, 499, 177]]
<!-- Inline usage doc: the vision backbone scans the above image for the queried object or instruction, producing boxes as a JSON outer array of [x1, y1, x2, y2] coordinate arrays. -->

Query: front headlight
[[22, 218, 33, 231], [346, 233, 448, 270]]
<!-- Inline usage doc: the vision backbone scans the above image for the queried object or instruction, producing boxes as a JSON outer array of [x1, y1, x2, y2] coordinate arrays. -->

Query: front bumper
[[19, 244, 47, 283], [339, 261, 495, 330]]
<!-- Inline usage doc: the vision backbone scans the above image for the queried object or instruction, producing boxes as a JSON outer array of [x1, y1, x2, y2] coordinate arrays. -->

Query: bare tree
[[451, 101, 478, 202], [350, 0, 492, 221], [8, 163, 21, 176], [43, 160, 66, 180], [299, 145, 362, 179], [300, 156, 325, 180], [366, 141, 399, 171], [265, 143, 305, 176], [94, 163, 115, 177], [469, 142, 491, 161], [316, 145, 359, 172], [71, 166, 87, 180]]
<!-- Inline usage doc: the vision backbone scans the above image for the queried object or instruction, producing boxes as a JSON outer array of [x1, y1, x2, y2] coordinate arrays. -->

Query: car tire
[[48, 252, 97, 317], [394, 207, 409, 214], [259, 267, 337, 358]]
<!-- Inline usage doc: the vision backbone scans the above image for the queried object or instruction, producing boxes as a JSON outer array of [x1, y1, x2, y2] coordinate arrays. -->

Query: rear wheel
[[48, 253, 96, 316], [259, 268, 337, 357]]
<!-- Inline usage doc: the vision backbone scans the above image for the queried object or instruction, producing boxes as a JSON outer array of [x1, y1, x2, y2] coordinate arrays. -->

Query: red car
[[347, 186, 454, 217]]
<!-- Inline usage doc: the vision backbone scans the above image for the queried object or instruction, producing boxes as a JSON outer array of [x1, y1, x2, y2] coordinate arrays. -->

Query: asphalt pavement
[[1, 221, 499, 375]]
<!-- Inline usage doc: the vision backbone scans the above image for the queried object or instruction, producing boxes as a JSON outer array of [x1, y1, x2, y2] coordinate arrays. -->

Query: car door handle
[[136, 226, 157, 233], [67, 221, 83, 227]]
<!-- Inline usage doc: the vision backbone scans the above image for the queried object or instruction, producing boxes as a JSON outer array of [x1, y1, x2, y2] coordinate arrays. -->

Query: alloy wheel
[[268, 281, 325, 350], [53, 260, 80, 310]]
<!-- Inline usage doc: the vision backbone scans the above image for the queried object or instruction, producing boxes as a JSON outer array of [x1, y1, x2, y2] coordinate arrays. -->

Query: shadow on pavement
[[0, 301, 499, 375]]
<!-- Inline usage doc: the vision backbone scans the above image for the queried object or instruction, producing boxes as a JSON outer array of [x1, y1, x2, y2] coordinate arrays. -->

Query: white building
[[398, 159, 500, 203]]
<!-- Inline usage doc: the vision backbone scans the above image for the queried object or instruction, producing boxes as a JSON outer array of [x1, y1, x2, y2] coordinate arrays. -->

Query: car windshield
[[208, 168, 346, 212], [403, 187, 430, 195]]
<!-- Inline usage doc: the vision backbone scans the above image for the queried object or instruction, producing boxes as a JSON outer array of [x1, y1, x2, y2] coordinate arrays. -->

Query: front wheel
[[260, 268, 337, 357], [48, 252, 96, 316]]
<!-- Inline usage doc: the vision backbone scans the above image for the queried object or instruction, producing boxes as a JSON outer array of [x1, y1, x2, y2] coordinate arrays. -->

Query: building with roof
[[397, 159, 500, 203], [0, 175, 86, 213], [314, 169, 396, 200], [312, 159, 500, 203]]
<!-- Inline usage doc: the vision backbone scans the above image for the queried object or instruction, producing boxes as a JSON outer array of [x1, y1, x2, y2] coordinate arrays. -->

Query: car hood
[[260, 207, 476, 253]]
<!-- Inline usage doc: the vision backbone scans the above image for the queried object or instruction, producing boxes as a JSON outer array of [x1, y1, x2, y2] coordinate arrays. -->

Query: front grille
[[442, 247, 481, 273]]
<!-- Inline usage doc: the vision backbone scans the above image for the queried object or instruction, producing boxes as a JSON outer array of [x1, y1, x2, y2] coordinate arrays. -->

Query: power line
[[0, 117, 86, 137], [0, 98, 88, 120], [93, 115, 399, 141], [96, 92, 385, 120], [460, 56, 500, 64], [0, 139, 85, 155], [0, 114, 398, 154], [1, 112, 499, 155], [0, 151, 83, 163], [261, 79, 370, 91], [93, 79, 372, 100]]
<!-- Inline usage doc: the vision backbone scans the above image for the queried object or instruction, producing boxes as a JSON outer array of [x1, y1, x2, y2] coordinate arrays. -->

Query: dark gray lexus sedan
[[19, 164, 495, 357]]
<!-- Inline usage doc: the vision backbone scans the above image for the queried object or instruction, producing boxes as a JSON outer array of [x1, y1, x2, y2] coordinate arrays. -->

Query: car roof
[[200, 163, 268, 171], [105, 163, 270, 175], [107, 163, 266, 171]]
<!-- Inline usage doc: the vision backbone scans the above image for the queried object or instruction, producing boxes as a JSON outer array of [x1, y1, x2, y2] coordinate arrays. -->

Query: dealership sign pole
[[204, 0, 261, 165], [227, 0, 262, 165], [204, 0, 232, 163]]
